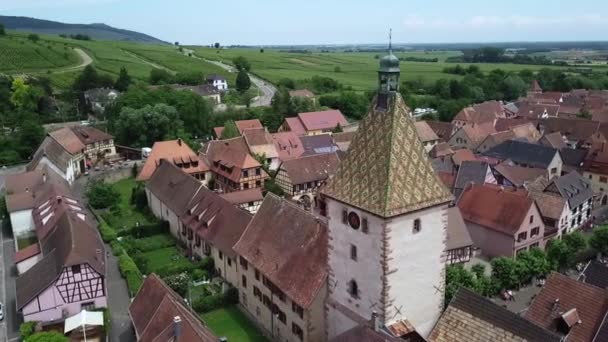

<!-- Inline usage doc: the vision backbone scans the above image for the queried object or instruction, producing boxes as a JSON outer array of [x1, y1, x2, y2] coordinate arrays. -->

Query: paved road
[[204, 59, 277, 107], [0, 220, 21, 342]]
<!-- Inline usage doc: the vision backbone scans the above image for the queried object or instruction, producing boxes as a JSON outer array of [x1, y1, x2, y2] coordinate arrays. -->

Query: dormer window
[[413, 219, 421, 234]]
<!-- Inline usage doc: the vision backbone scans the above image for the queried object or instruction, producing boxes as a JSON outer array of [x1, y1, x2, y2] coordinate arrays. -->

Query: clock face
[[348, 212, 360, 230]]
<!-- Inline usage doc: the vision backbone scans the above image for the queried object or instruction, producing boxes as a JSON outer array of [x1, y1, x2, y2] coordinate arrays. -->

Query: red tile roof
[[284, 117, 307, 135], [70, 126, 113, 145], [426, 121, 455, 142], [203, 136, 262, 183], [458, 184, 534, 235], [137, 139, 209, 181], [129, 274, 218, 342], [220, 188, 264, 205], [280, 152, 340, 185], [289, 89, 315, 98], [146, 161, 203, 216], [525, 272, 607, 342], [452, 149, 476, 166], [48, 127, 85, 154], [14, 243, 40, 263], [235, 119, 263, 134], [297, 109, 348, 131], [271, 132, 305, 161], [233, 194, 327, 308]]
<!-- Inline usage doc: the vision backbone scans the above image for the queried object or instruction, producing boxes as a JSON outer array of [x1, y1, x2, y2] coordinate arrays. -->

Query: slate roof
[[560, 148, 588, 168], [484, 140, 559, 169], [447, 207, 473, 250], [454, 160, 490, 191], [429, 288, 561, 342], [129, 274, 217, 342], [181, 187, 252, 258], [300, 134, 339, 156], [580, 261, 608, 289], [458, 184, 534, 235], [525, 272, 608, 342], [137, 139, 209, 181], [146, 161, 203, 216], [323, 95, 453, 218], [280, 152, 340, 185], [545, 171, 593, 209], [17, 209, 105, 310], [233, 194, 327, 308]]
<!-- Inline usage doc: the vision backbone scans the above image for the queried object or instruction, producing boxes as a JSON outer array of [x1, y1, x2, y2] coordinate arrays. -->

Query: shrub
[[98, 218, 117, 243], [192, 268, 208, 282], [20, 321, 36, 339], [193, 293, 223, 313], [163, 272, 190, 297], [110, 240, 123, 255], [25, 331, 68, 342], [86, 181, 119, 209], [224, 287, 239, 305], [200, 257, 215, 272], [118, 253, 143, 295]]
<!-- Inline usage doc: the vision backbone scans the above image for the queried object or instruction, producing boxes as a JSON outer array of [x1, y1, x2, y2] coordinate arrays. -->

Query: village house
[[220, 188, 264, 214], [202, 136, 269, 193], [149, 84, 221, 104], [583, 145, 608, 206], [475, 122, 541, 153], [242, 127, 281, 170], [16, 201, 106, 323], [180, 186, 252, 287], [451, 100, 506, 129], [213, 119, 264, 139], [275, 152, 340, 207], [452, 160, 497, 199], [206, 74, 228, 90], [289, 89, 316, 104], [271, 132, 305, 161], [543, 171, 594, 232], [414, 121, 440, 152], [525, 272, 608, 342], [330, 321, 423, 342], [483, 140, 563, 177], [84, 88, 119, 114], [129, 274, 218, 341], [493, 163, 548, 188], [446, 207, 474, 265], [539, 131, 568, 149], [279, 110, 349, 136], [425, 121, 455, 142], [526, 190, 569, 239], [300, 134, 340, 156], [447, 122, 496, 150], [458, 184, 547, 258], [137, 139, 210, 185], [233, 194, 328, 342], [429, 288, 561, 342], [538, 117, 601, 148]]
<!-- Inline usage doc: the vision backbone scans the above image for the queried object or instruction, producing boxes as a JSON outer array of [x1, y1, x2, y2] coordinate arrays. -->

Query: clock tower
[[322, 36, 453, 339]]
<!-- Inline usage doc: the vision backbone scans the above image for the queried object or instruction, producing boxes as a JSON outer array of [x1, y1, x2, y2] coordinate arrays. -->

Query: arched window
[[413, 219, 421, 234], [348, 279, 359, 298]]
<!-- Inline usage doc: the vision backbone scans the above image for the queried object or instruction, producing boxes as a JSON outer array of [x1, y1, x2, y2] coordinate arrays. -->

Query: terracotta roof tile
[[146, 161, 203, 216], [280, 152, 340, 185], [48, 127, 85, 154], [219, 188, 263, 205], [494, 163, 548, 187], [430, 142, 454, 158], [458, 184, 534, 235], [235, 119, 263, 134], [541, 117, 600, 142], [242, 128, 279, 159], [137, 139, 209, 181], [297, 109, 348, 131], [271, 132, 304, 161], [203, 136, 263, 183], [14, 243, 41, 263], [452, 149, 476, 166], [70, 126, 113, 145], [541, 132, 567, 149], [495, 118, 538, 132], [414, 121, 439, 142], [525, 272, 608, 342], [284, 117, 307, 135], [28, 136, 74, 172], [233, 194, 327, 308], [426, 121, 454, 142]]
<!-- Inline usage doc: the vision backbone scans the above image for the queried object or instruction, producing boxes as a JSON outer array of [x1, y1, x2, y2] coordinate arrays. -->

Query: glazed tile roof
[[429, 288, 561, 342], [323, 95, 453, 218], [525, 272, 608, 342], [233, 194, 327, 308]]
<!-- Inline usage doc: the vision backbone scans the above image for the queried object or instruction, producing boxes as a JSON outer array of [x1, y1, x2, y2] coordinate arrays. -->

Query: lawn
[[202, 306, 269, 342], [142, 246, 192, 273], [103, 178, 154, 232]]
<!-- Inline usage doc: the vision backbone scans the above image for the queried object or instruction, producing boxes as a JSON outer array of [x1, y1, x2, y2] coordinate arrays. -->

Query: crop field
[[193, 47, 590, 91], [0, 35, 80, 73]]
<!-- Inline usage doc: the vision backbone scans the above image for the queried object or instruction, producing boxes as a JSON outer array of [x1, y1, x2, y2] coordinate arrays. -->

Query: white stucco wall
[[9, 210, 34, 239], [17, 254, 42, 274], [35, 156, 74, 185]]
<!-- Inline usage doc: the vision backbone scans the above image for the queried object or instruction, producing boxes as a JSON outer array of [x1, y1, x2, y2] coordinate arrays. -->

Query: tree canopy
[[236, 69, 251, 93], [232, 56, 251, 72], [114, 66, 132, 92], [220, 120, 240, 139], [114, 103, 184, 147]]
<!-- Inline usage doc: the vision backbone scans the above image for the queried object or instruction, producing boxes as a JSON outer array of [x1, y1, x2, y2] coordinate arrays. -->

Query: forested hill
[[0, 16, 167, 44]]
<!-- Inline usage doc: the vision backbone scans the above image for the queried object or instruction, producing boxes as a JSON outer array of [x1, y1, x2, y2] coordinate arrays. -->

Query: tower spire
[[389, 28, 392, 53]]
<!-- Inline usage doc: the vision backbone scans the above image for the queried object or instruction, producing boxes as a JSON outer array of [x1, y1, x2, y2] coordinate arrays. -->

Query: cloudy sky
[[2, 0, 608, 45]]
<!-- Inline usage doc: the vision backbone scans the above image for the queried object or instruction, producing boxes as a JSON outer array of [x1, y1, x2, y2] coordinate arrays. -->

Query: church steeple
[[378, 28, 400, 95]]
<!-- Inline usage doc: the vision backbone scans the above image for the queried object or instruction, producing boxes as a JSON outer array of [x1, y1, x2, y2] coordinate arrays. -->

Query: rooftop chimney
[[371, 311, 380, 332], [177, 138, 182, 146], [42, 172, 47, 183], [173, 316, 182, 339]]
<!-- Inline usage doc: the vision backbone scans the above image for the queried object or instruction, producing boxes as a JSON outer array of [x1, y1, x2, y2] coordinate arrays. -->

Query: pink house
[[16, 200, 106, 323]]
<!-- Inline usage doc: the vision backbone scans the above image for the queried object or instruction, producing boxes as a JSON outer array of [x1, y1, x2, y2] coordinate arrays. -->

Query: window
[[342, 209, 348, 224], [244, 183, 250, 189], [240, 256, 248, 270], [292, 323, 304, 341], [219, 251, 223, 260], [348, 212, 360, 230], [242, 293, 247, 307], [256, 180, 261, 187], [292, 302, 304, 319], [350, 245, 357, 261], [413, 219, 421, 234], [243, 170, 249, 177], [531, 227, 540, 237], [348, 279, 359, 298], [278, 310, 287, 324], [72, 265, 81, 274], [253, 286, 262, 300], [242, 275, 247, 288], [248, 201, 254, 207], [362, 217, 369, 233], [255, 269, 260, 281], [530, 242, 540, 249], [227, 258, 232, 267], [589, 174, 593, 179], [529, 215, 534, 224], [551, 167, 558, 175], [256, 168, 261, 176], [517, 232, 527, 242], [81, 302, 95, 311], [601, 176, 608, 183]]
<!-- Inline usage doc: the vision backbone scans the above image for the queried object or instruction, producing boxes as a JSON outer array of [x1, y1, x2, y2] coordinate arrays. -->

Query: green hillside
[[0, 35, 80, 73]]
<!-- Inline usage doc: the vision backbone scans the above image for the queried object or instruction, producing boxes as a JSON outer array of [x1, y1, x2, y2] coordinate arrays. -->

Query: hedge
[[98, 217, 118, 243], [193, 287, 239, 313], [118, 253, 143, 295]]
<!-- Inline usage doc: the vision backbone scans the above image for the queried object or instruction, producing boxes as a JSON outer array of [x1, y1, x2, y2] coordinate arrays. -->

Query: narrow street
[[1, 219, 21, 342]]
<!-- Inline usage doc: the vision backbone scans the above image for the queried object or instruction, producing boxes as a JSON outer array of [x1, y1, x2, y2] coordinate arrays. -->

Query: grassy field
[[102, 178, 155, 232], [142, 246, 192, 273], [0, 35, 80, 73], [202, 306, 269, 342], [193, 47, 602, 91]]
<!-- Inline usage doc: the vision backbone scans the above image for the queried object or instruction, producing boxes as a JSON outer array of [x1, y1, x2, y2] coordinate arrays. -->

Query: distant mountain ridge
[[0, 15, 167, 44]]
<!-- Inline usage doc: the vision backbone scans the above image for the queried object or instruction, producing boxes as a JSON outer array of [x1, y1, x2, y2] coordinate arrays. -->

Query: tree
[[470, 264, 486, 279], [20, 321, 36, 339], [10, 78, 41, 112], [0, 23, 5, 36], [263, 179, 284, 196], [590, 226, 608, 256], [445, 265, 476, 304], [563, 231, 587, 255], [501, 75, 527, 101], [232, 56, 251, 72], [517, 248, 552, 283], [149, 69, 174, 85], [236, 69, 251, 93], [174, 41, 179, 46], [114, 104, 183, 147], [334, 66, 342, 73], [546, 239, 571, 271], [260, 48, 265, 53], [214, 42, 220, 49], [17, 115, 45, 160], [114, 66, 132, 92], [25, 332, 68, 342], [73, 65, 112, 93], [27, 34, 39, 42], [86, 181, 119, 209], [491, 257, 521, 290], [332, 123, 343, 133], [220, 120, 240, 139]]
